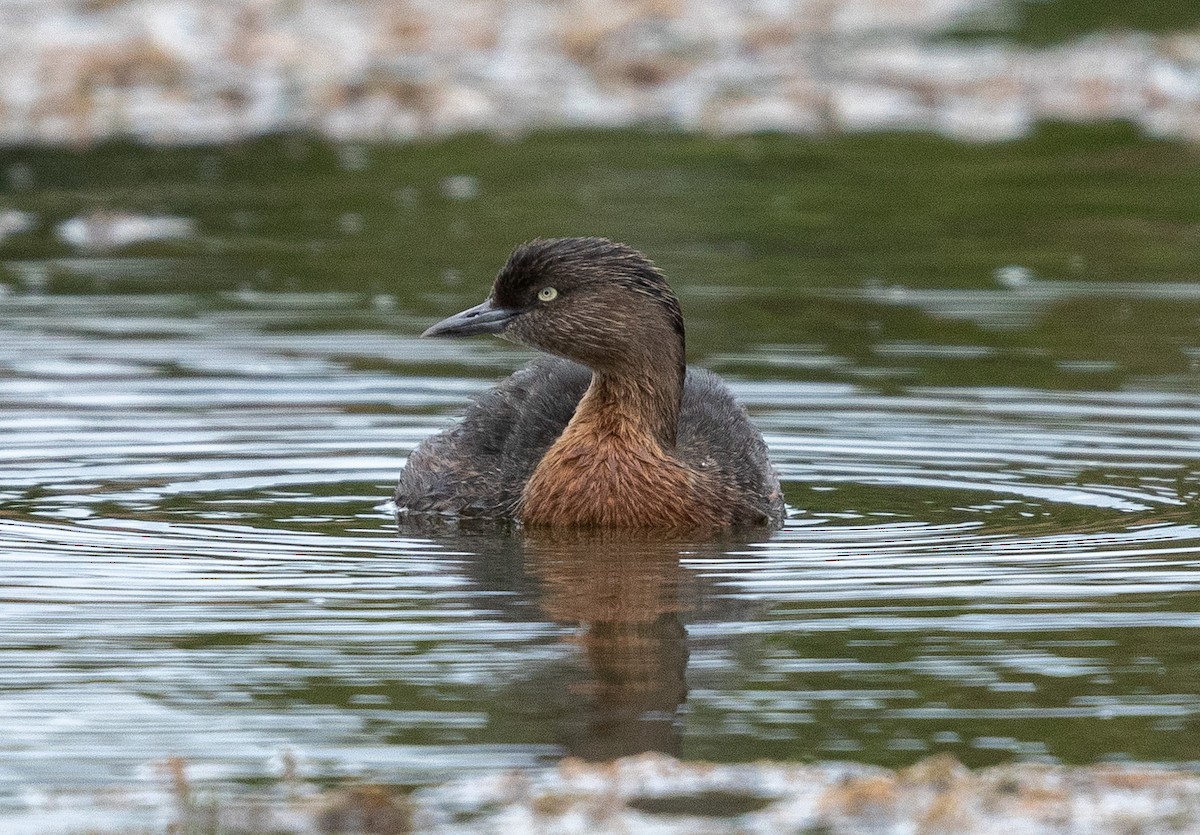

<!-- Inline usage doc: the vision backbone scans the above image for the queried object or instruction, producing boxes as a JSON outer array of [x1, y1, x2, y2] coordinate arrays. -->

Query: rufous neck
[[571, 362, 683, 450]]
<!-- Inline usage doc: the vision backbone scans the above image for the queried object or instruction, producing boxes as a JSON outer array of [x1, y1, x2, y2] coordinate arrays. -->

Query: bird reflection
[[402, 520, 768, 761], [521, 529, 691, 759]]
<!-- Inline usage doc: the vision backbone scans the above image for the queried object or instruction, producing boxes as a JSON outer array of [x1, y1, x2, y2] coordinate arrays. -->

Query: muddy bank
[[0, 0, 1197, 145]]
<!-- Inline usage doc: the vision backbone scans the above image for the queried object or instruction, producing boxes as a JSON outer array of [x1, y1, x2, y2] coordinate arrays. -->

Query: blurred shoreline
[[0, 0, 1197, 147], [9, 752, 1200, 834]]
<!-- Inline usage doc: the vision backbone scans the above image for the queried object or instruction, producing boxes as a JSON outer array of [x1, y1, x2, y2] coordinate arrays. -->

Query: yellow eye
[[537, 287, 558, 302]]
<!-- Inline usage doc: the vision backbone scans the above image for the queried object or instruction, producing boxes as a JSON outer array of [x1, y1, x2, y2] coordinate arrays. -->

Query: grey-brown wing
[[678, 369, 785, 528], [395, 358, 591, 517]]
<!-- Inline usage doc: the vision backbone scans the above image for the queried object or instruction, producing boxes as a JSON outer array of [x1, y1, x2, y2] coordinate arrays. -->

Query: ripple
[[2, 292, 1199, 811]]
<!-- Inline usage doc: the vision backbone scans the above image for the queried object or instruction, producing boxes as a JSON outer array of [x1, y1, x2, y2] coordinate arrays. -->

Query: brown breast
[[519, 429, 729, 529]]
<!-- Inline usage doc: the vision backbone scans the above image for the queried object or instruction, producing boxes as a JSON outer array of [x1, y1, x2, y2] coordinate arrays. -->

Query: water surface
[[1, 129, 1199, 821]]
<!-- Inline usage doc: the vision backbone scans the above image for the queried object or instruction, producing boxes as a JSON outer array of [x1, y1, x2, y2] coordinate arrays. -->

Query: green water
[[4, 125, 1198, 387], [950, 0, 1200, 42], [5, 124, 1197, 289]]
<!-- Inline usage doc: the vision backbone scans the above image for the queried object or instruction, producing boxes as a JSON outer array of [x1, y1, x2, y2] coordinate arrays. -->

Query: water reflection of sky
[[1, 288, 1198, 815]]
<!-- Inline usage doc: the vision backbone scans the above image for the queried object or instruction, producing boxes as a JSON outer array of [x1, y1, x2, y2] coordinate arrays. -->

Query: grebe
[[396, 237, 784, 530]]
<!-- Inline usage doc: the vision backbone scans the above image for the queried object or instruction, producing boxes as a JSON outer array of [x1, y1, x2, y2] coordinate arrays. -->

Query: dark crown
[[492, 237, 683, 339]]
